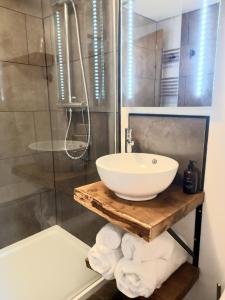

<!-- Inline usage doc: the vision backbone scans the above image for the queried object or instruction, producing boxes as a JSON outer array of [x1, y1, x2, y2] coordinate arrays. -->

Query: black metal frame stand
[[167, 204, 203, 267], [217, 284, 222, 300]]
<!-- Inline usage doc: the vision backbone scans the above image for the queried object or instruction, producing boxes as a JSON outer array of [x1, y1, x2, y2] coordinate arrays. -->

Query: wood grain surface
[[74, 181, 204, 242]]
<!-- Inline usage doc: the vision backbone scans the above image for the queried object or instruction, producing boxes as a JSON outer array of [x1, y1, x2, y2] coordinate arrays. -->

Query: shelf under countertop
[[86, 260, 199, 300]]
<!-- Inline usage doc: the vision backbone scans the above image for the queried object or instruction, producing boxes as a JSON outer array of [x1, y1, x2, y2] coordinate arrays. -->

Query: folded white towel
[[96, 223, 124, 250], [88, 244, 122, 280], [121, 231, 176, 262], [115, 242, 188, 298]]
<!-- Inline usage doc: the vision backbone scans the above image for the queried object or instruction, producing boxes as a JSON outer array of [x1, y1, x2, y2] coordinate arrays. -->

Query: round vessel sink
[[96, 153, 179, 201]]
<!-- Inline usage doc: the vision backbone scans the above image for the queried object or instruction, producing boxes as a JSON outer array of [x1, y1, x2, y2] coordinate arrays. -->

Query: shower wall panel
[[0, 1, 56, 248]]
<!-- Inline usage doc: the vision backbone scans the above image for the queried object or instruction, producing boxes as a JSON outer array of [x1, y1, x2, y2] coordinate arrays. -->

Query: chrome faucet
[[125, 128, 134, 153]]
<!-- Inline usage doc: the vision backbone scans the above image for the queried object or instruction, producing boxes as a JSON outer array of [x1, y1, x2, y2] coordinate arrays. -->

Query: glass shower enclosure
[[0, 0, 118, 295], [45, 0, 118, 244]]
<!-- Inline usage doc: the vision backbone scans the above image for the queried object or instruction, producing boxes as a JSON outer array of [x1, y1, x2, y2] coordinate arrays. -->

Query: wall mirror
[[121, 0, 221, 107]]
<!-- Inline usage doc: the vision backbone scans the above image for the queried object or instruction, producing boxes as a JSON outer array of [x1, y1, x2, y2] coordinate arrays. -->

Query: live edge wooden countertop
[[74, 181, 204, 242]]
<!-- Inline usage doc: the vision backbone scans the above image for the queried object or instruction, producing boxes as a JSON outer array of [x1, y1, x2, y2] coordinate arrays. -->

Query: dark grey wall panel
[[129, 114, 208, 189]]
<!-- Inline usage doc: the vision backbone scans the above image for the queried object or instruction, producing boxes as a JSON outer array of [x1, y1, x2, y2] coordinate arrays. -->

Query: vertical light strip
[[92, 0, 100, 100], [55, 11, 65, 101], [196, 0, 209, 97], [99, 0, 105, 100], [113, 0, 119, 153], [64, 3, 72, 103], [127, 0, 134, 100]]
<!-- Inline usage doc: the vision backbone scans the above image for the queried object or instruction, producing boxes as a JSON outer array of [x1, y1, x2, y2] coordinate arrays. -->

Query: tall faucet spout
[[125, 128, 134, 153]]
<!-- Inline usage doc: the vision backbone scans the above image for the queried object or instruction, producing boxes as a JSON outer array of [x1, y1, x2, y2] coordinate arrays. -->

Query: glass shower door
[[43, 0, 118, 245]]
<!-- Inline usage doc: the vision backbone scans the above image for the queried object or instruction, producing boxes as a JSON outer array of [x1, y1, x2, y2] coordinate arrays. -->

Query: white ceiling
[[132, 0, 220, 21]]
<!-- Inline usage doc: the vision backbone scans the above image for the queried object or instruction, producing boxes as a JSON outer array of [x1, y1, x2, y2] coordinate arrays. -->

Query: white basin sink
[[96, 153, 179, 201]]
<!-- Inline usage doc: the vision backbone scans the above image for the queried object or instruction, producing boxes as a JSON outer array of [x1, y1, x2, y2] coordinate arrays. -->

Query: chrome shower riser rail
[[54, 0, 91, 160]]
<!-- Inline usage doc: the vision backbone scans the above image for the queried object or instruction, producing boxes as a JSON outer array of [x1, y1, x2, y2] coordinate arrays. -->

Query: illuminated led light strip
[[127, 0, 134, 100], [196, 0, 208, 97], [55, 11, 65, 101], [92, 0, 100, 100], [99, 0, 105, 100]]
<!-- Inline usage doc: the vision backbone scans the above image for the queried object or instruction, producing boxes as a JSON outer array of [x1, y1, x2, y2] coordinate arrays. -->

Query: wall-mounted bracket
[[168, 204, 203, 267], [193, 205, 203, 267], [167, 229, 194, 257], [217, 284, 222, 300]]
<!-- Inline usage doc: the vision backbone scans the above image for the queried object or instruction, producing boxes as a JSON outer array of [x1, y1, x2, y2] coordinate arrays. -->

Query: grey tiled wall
[[0, 0, 116, 248], [129, 114, 208, 189], [0, 0, 56, 248]]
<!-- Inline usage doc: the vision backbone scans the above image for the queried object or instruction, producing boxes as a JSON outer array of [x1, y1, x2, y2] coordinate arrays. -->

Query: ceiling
[[131, 0, 220, 21]]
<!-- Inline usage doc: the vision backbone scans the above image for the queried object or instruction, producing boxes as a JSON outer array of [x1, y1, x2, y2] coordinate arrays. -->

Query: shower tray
[[0, 226, 103, 300]]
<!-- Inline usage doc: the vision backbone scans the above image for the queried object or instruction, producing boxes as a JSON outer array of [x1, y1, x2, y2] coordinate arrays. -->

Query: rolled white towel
[[121, 231, 176, 262], [115, 258, 166, 298], [115, 242, 188, 298], [88, 244, 122, 280], [96, 223, 124, 250]]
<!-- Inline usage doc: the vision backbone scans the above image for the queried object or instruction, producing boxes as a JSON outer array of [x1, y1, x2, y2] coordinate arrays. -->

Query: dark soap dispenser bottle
[[183, 160, 199, 194]]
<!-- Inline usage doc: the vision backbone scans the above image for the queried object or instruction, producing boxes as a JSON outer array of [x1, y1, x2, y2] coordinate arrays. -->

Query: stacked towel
[[88, 223, 188, 298], [96, 223, 124, 250], [88, 223, 124, 280], [115, 258, 167, 298], [121, 231, 175, 262], [115, 233, 188, 298], [88, 244, 122, 280]]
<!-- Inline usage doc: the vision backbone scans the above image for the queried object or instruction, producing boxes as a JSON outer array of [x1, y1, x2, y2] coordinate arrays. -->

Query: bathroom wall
[[43, 0, 116, 246], [184, 2, 225, 299], [129, 114, 208, 189], [0, 0, 56, 248]]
